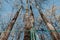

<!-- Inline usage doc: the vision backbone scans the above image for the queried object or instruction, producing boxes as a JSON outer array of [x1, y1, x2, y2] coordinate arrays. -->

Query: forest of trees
[[0, 0, 60, 40]]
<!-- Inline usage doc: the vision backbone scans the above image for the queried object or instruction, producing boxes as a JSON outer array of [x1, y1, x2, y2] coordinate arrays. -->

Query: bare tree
[[0, 6, 22, 40], [40, 12, 60, 40], [23, 0, 34, 40]]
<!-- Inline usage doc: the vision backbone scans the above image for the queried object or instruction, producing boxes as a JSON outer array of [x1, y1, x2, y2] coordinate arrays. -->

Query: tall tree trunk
[[0, 6, 21, 40], [24, 0, 30, 40], [39, 11, 60, 40], [24, 4, 34, 40], [23, 9, 31, 40], [34, 0, 60, 39]]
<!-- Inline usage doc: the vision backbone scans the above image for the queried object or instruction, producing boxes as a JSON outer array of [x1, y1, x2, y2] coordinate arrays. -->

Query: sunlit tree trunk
[[40, 11, 60, 40], [24, 0, 30, 40], [34, 0, 60, 39], [23, 0, 34, 39], [23, 8, 31, 40], [0, 6, 21, 40]]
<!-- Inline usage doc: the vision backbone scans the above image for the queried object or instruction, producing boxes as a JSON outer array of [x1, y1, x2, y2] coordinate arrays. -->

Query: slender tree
[[23, 0, 34, 40], [23, 0, 31, 40], [40, 11, 60, 40], [0, 6, 22, 40], [34, 0, 60, 40]]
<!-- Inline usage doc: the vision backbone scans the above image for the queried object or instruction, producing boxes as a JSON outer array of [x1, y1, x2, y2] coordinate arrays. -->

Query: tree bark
[[24, 5, 34, 40], [39, 11, 60, 40], [0, 6, 21, 40]]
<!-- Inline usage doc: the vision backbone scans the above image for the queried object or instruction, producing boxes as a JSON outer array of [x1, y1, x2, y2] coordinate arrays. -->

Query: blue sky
[[0, 0, 60, 17], [0, 0, 60, 40]]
